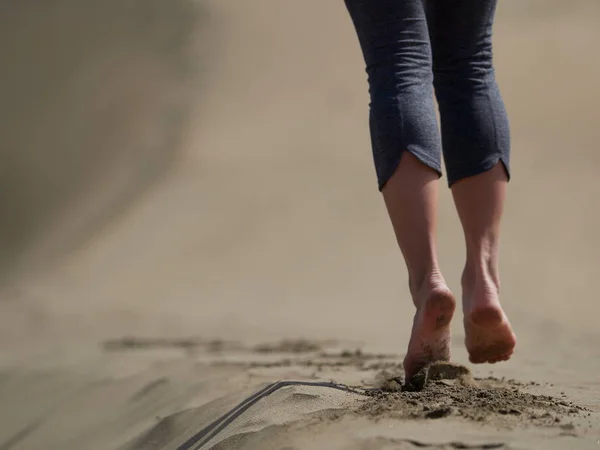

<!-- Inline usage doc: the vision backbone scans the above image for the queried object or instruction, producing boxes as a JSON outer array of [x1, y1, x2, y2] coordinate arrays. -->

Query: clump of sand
[[365, 362, 589, 426]]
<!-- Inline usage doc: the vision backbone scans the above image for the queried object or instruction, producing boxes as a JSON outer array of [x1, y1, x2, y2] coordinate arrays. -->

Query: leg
[[383, 153, 456, 378], [453, 165, 516, 363], [427, 0, 516, 363], [344, 0, 456, 379]]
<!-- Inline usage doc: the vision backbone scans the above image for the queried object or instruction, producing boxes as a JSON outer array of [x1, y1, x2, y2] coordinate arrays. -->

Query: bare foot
[[463, 281, 516, 364], [403, 284, 456, 380]]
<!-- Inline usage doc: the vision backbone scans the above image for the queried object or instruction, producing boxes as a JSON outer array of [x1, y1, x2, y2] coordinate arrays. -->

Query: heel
[[469, 305, 503, 328]]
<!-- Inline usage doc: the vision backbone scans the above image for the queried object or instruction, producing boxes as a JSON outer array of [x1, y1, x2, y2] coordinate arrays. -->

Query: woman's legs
[[344, 0, 455, 379], [427, 0, 516, 363]]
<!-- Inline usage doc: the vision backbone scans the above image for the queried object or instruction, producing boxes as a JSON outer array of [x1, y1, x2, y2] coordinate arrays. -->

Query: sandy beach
[[1, 0, 600, 449]]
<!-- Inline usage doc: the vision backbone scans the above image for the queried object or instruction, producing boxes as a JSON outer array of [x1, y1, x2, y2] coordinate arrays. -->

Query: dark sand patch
[[102, 336, 399, 370], [102, 337, 329, 354], [253, 339, 322, 354], [246, 348, 400, 372], [102, 336, 244, 353], [357, 436, 507, 449], [362, 362, 590, 430]]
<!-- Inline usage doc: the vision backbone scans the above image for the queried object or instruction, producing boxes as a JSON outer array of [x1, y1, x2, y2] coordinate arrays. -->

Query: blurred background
[[2, 1, 600, 449], [1, 0, 599, 383]]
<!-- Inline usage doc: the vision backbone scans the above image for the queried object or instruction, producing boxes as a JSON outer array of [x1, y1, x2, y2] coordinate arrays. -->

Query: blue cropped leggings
[[344, 0, 510, 190]]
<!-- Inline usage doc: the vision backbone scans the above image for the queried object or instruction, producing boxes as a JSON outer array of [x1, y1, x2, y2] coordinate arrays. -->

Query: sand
[[1, 0, 600, 449]]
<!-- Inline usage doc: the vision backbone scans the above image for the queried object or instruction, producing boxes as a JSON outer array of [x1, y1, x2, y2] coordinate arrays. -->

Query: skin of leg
[[451, 164, 516, 364], [382, 152, 456, 379], [427, 0, 516, 364], [344, 0, 456, 380]]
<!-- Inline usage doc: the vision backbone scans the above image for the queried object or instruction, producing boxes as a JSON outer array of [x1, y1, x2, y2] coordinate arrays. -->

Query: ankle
[[409, 267, 448, 303], [461, 261, 500, 297]]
